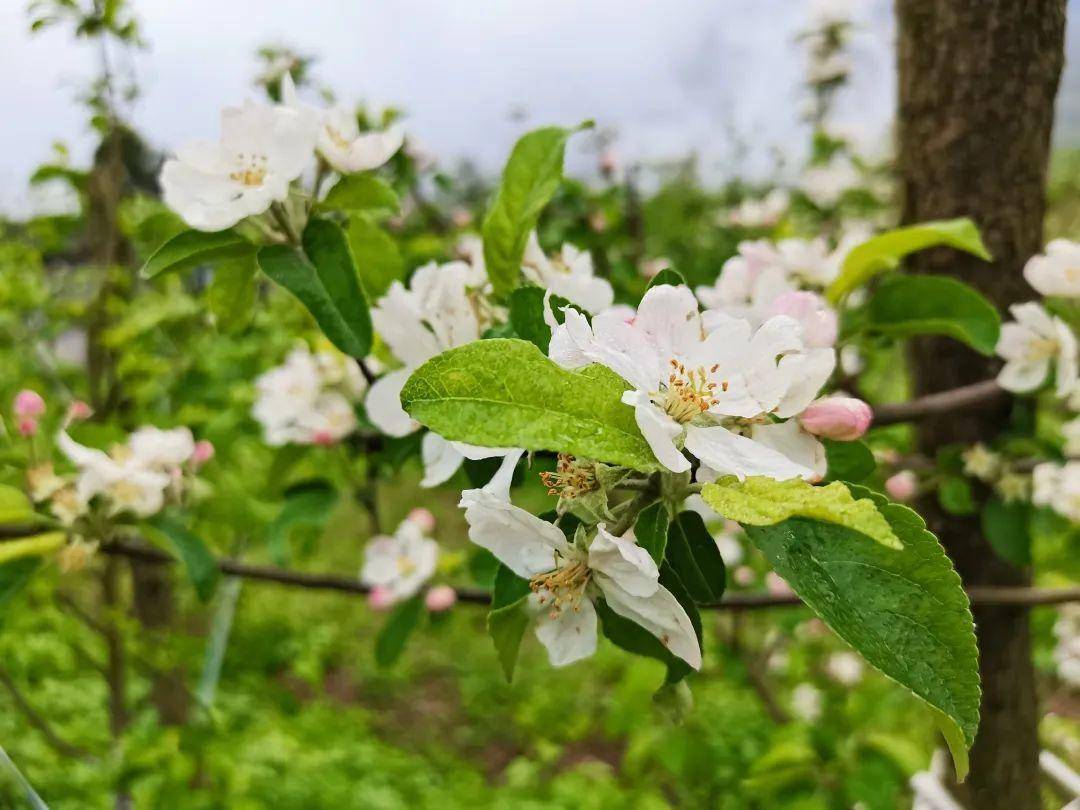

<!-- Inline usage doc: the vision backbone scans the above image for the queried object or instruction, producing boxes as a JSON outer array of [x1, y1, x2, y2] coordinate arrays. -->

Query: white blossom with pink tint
[[884, 471, 917, 502], [360, 518, 439, 604], [425, 585, 457, 612]]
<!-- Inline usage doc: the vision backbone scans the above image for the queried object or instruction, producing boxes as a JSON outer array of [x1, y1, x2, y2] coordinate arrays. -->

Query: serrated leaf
[[826, 219, 991, 303], [701, 476, 901, 550], [634, 501, 669, 565], [0, 532, 66, 566], [346, 215, 404, 298], [864, 275, 1001, 355], [141, 228, 254, 279], [208, 253, 257, 334], [646, 268, 687, 289], [823, 439, 875, 483], [665, 511, 726, 602], [375, 594, 425, 668], [258, 244, 369, 358], [400, 338, 660, 472], [744, 485, 980, 780], [302, 217, 373, 357], [482, 125, 588, 297], [150, 516, 219, 602], [319, 174, 399, 214]]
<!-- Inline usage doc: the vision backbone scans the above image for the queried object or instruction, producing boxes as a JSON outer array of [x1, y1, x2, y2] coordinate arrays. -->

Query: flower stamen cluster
[[539, 454, 597, 499], [530, 557, 592, 618], [658, 359, 724, 423]]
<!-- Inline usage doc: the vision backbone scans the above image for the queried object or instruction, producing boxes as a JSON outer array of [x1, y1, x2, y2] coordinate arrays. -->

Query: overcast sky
[[1, 1, 1076, 215]]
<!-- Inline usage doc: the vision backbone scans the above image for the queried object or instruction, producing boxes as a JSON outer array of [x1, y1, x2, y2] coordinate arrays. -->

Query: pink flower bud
[[407, 507, 436, 533], [767, 291, 838, 348], [17, 418, 38, 437], [13, 390, 45, 419], [191, 440, 215, 467], [368, 585, 395, 611], [66, 400, 93, 422], [598, 148, 619, 176], [312, 430, 335, 446], [424, 585, 457, 612], [885, 470, 918, 502], [798, 397, 873, 441], [733, 566, 756, 586]]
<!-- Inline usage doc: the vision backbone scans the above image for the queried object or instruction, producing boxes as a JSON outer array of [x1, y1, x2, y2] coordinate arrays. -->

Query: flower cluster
[[253, 344, 366, 446]]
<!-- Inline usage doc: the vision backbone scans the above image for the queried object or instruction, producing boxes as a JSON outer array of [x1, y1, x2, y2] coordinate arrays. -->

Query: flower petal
[[750, 420, 827, 482], [458, 486, 569, 578], [598, 578, 701, 669], [365, 367, 418, 437], [684, 424, 815, 481], [622, 391, 690, 473], [531, 593, 598, 667], [420, 432, 465, 488], [587, 524, 659, 598]]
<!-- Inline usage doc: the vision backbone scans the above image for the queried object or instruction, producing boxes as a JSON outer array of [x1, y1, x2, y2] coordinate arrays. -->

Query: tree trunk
[[896, 1, 1066, 807]]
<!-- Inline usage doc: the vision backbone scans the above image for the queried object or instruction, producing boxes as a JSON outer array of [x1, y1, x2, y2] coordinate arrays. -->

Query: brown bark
[[896, 1, 1066, 807]]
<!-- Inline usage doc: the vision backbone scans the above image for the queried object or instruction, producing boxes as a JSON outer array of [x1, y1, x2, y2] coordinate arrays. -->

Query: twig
[[872, 380, 1005, 427], [0, 667, 91, 759], [99, 539, 1080, 609]]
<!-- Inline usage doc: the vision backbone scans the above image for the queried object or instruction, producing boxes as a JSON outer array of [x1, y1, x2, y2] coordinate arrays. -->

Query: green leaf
[[744, 486, 980, 779], [701, 476, 901, 550], [507, 286, 581, 354], [0, 486, 38, 527], [319, 174, 399, 215], [258, 244, 368, 358], [823, 439, 876, 483], [634, 502, 670, 565], [140, 228, 254, 279], [375, 594, 425, 668], [0, 532, 66, 566], [302, 218, 373, 356], [487, 565, 533, 681], [482, 125, 588, 297], [982, 498, 1032, 566], [646, 268, 687, 290], [266, 486, 339, 566], [150, 516, 219, 602], [826, 218, 991, 303], [938, 476, 977, 516], [208, 254, 257, 334], [665, 511, 726, 602], [400, 338, 660, 472], [346, 215, 404, 299], [596, 563, 701, 684], [864, 275, 1001, 355]]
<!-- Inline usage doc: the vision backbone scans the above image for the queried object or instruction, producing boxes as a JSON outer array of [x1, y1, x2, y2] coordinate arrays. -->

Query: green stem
[[269, 202, 300, 245]]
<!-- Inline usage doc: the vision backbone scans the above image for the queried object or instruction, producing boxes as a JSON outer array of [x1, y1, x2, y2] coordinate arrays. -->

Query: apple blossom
[[798, 159, 861, 207], [727, 189, 789, 228], [57, 432, 174, 518], [66, 400, 93, 422], [161, 99, 316, 231], [359, 518, 439, 604], [1023, 239, 1080, 298], [961, 443, 1000, 482], [826, 651, 864, 686], [798, 396, 872, 441], [884, 470, 918, 502], [280, 74, 403, 174], [996, 302, 1079, 397], [407, 507, 437, 534], [459, 477, 700, 669], [1032, 461, 1080, 522], [13, 390, 45, 419], [521, 232, 614, 314], [767, 291, 838, 348], [548, 284, 835, 480], [790, 683, 824, 721], [425, 585, 458, 613]]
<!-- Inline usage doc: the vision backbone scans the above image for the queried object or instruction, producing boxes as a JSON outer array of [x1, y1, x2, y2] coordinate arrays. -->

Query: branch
[[872, 379, 1005, 427], [100, 539, 1080, 610]]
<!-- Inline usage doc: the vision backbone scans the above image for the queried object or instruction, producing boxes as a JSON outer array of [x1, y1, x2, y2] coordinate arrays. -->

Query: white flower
[[360, 519, 438, 603], [1032, 462, 1080, 522], [1023, 239, 1080, 298], [521, 232, 614, 314], [790, 683, 823, 721], [459, 477, 700, 669], [775, 237, 846, 288], [961, 443, 1000, 482], [696, 240, 794, 325], [253, 346, 363, 446], [127, 427, 195, 470], [281, 74, 403, 174], [161, 100, 316, 231], [727, 189, 789, 228], [549, 285, 834, 480], [825, 651, 864, 686], [996, 302, 1078, 397], [57, 432, 173, 518], [799, 159, 861, 207]]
